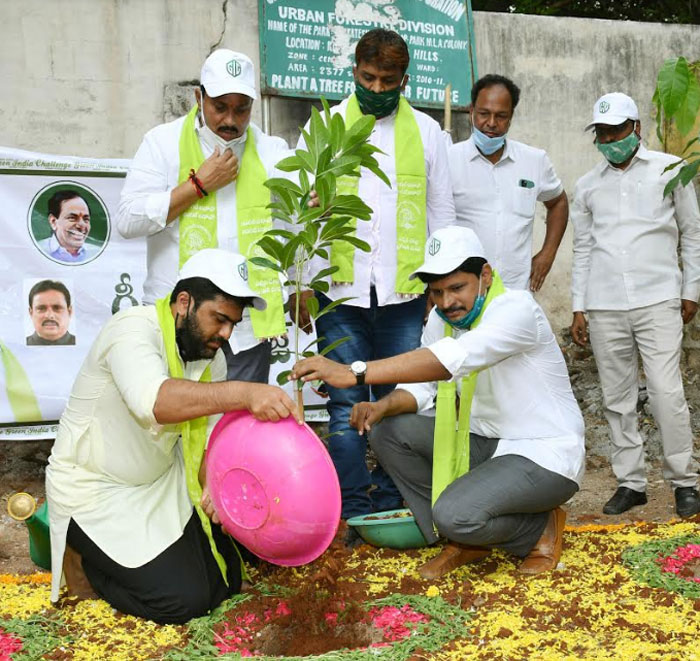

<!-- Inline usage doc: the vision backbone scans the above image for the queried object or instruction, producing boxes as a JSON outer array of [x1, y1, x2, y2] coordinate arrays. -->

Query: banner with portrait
[[0, 147, 328, 440]]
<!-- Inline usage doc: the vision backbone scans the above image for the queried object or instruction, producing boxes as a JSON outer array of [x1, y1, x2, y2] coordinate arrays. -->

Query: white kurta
[[398, 290, 585, 486], [296, 97, 457, 307], [117, 118, 291, 352], [570, 144, 700, 312], [46, 305, 226, 601]]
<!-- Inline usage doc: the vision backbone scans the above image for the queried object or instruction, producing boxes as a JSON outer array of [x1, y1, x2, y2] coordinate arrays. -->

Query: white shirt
[[449, 137, 564, 289], [117, 117, 291, 351], [45, 305, 226, 601], [398, 291, 585, 486], [297, 97, 456, 307], [37, 234, 101, 264], [571, 144, 700, 311]]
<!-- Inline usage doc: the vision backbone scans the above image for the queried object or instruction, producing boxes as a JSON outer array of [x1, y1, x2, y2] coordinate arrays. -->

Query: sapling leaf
[[275, 155, 302, 172], [330, 112, 346, 152], [295, 149, 315, 173], [311, 266, 340, 282], [314, 296, 355, 320], [276, 370, 292, 386], [249, 256, 284, 272], [305, 296, 320, 320], [311, 280, 330, 293], [337, 235, 371, 252], [319, 336, 351, 356], [264, 178, 303, 197], [302, 335, 324, 352]]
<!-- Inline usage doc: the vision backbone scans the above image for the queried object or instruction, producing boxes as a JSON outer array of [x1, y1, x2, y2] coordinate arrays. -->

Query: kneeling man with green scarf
[[290, 227, 585, 577], [46, 249, 302, 623]]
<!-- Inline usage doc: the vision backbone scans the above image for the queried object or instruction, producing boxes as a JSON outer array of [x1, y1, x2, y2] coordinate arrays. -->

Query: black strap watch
[[350, 360, 367, 385]]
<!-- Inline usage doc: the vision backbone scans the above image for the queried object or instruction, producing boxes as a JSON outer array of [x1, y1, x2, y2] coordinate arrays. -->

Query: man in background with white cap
[[291, 227, 585, 578], [46, 249, 302, 623], [570, 92, 700, 518], [118, 49, 290, 384]]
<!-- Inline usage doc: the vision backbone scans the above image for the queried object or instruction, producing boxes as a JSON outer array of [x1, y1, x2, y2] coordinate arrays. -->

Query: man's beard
[[175, 310, 222, 362]]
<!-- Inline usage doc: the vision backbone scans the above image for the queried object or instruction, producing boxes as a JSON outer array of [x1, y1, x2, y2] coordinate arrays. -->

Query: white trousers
[[588, 299, 696, 491]]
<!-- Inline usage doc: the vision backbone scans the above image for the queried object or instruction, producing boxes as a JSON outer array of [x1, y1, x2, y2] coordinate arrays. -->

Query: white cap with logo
[[200, 49, 257, 100], [178, 249, 266, 310], [585, 92, 639, 131], [409, 227, 488, 281]]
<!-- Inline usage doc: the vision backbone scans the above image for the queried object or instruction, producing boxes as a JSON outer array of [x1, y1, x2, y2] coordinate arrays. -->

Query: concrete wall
[[1, 4, 698, 330]]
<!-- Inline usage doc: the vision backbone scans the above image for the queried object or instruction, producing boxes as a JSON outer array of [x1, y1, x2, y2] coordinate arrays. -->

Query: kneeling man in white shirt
[[291, 227, 585, 578]]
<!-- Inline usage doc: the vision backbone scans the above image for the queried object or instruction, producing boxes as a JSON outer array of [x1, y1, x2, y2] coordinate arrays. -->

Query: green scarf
[[331, 95, 426, 295], [154, 296, 228, 582], [0, 339, 41, 422], [431, 272, 506, 505], [178, 107, 286, 338]]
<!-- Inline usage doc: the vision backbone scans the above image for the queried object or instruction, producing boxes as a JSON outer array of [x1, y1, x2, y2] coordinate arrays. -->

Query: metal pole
[[262, 94, 272, 135]]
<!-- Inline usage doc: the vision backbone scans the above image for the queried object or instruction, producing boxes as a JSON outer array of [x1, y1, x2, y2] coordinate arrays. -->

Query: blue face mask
[[436, 278, 486, 330], [472, 125, 506, 156]]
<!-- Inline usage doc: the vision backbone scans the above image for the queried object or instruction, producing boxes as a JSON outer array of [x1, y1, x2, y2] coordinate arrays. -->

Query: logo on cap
[[599, 100, 610, 113], [238, 262, 248, 281], [428, 238, 441, 256], [227, 59, 242, 77]]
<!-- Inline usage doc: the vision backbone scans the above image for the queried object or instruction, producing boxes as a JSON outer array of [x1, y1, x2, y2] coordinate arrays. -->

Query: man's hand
[[682, 299, 699, 324], [570, 311, 588, 347], [289, 290, 315, 334], [529, 248, 556, 292], [196, 146, 239, 193], [291, 355, 355, 389], [244, 383, 303, 424], [350, 401, 386, 436], [200, 484, 220, 524]]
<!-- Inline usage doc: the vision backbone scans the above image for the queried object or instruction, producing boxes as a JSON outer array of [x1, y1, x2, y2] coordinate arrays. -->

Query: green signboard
[[258, 0, 477, 110]]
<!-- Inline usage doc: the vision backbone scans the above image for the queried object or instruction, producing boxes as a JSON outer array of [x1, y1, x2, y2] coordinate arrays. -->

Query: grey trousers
[[222, 340, 272, 384], [370, 414, 579, 557], [588, 300, 696, 490]]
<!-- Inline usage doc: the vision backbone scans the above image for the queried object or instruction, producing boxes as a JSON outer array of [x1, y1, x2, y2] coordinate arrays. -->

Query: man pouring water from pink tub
[[45, 249, 304, 624]]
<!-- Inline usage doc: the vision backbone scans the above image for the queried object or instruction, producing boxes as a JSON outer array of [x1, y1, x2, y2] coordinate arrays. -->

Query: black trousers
[[67, 511, 242, 624]]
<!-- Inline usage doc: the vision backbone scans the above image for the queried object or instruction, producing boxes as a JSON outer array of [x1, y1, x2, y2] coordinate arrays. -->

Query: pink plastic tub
[[205, 410, 341, 566]]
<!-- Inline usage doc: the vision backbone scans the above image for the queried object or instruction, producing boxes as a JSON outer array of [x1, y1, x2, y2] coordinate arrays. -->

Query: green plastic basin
[[346, 508, 428, 549]]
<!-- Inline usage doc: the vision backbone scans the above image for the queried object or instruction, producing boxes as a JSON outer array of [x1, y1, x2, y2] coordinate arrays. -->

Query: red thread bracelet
[[189, 169, 208, 197]]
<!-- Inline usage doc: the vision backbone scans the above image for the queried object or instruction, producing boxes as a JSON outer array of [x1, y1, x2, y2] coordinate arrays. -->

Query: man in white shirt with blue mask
[[570, 92, 700, 519], [290, 227, 585, 579], [449, 75, 569, 292], [118, 49, 290, 385]]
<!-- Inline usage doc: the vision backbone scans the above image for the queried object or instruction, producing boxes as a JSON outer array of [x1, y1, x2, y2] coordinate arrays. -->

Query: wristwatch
[[349, 360, 367, 385]]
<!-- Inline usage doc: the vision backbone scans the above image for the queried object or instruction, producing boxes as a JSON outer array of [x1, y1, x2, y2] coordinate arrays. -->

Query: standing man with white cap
[[290, 227, 585, 578], [570, 92, 700, 518], [118, 49, 290, 383], [46, 249, 302, 623]]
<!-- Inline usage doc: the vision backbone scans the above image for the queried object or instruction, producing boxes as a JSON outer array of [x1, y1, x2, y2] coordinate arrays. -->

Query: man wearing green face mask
[[570, 92, 700, 519], [291, 28, 456, 544]]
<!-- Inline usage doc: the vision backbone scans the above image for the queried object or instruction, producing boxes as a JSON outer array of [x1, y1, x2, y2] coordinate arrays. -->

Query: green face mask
[[596, 131, 640, 164], [355, 81, 401, 119]]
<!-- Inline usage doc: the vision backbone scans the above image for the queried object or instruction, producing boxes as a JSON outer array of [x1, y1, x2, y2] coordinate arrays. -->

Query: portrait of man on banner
[[28, 183, 110, 265], [26, 279, 76, 346]]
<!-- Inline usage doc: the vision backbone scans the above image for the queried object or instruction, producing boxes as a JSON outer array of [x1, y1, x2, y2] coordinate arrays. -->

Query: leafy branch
[[652, 56, 700, 196], [251, 98, 390, 411]]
